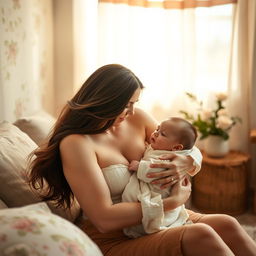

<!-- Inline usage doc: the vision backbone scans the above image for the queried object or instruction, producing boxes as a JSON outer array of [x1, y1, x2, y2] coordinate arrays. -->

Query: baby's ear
[[172, 144, 183, 151]]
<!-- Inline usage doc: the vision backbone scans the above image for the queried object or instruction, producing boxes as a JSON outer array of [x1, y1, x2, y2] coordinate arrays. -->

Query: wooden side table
[[250, 129, 256, 143], [192, 151, 250, 215]]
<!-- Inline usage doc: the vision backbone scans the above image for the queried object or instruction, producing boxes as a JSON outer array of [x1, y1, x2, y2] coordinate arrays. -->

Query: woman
[[29, 64, 256, 256]]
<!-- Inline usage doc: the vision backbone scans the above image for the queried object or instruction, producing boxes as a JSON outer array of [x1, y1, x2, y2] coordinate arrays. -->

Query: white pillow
[[14, 110, 56, 145], [0, 121, 81, 222], [0, 203, 103, 256]]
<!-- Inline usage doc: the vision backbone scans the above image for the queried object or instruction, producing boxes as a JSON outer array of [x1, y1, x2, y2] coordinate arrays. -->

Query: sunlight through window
[[98, 3, 234, 119]]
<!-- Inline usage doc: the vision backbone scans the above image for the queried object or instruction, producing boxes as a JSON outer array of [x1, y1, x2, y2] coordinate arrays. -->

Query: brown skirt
[[76, 210, 204, 256]]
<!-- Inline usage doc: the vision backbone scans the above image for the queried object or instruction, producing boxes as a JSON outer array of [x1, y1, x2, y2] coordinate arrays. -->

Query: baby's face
[[150, 120, 182, 151]]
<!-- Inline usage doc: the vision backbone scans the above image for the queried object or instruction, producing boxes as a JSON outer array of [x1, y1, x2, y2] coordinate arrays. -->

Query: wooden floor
[[236, 212, 256, 242]]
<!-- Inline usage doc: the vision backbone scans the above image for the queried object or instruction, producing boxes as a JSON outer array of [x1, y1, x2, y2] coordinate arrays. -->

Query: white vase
[[204, 135, 229, 157]]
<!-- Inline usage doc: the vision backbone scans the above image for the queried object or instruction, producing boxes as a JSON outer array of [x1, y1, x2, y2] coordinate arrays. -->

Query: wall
[[53, 0, 98, 115], [53, 0, 74, 115], [0, 0, 54, 122]]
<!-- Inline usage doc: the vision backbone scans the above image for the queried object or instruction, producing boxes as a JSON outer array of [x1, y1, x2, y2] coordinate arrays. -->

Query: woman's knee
[[184, 223, 218, 241], [219, 214, 239, 225], [213, 214, 241, 232], [182, 223, 233, 255]]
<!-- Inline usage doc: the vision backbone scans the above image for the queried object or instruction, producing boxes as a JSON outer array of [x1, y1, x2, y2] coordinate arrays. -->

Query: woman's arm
[[60, 134, 143, 233], [60, 134, 189, 233], [163, 176, 192, 211]]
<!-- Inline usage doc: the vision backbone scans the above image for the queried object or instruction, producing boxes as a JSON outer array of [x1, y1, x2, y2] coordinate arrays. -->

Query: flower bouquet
[[180, 92, 241, 141]]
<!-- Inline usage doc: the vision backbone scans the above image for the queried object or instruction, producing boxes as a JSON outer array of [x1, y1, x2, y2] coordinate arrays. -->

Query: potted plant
[[180, 92, 241, 157]]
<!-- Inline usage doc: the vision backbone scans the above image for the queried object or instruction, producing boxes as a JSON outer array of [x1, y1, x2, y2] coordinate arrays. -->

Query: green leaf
[[179, 110, 194, 121]]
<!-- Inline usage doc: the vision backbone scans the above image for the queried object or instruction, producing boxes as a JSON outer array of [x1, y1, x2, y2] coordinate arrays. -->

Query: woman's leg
[[198, 214, 256, 256], [181, 223, 234, 256], [79, 217, 237, 256], [104, 223, 237, 256]]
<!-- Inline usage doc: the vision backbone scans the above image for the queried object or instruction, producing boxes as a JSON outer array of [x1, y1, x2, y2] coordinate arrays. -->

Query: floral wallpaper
[[0, 0, 54, 122]]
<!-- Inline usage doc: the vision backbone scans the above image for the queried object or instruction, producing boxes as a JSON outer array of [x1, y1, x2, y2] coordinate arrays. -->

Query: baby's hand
[[128, 160, 140, 171]]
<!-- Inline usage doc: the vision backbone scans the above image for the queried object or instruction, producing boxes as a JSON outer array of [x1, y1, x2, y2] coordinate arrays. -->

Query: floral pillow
[[0, 203, 103, 256]]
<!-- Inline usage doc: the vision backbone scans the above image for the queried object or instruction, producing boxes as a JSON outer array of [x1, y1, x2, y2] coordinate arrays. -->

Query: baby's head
[[150, 117, 197, 151]]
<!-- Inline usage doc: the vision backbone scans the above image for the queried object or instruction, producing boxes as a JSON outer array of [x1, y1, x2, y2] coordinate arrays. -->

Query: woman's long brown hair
[[28, 64, 144, 209]]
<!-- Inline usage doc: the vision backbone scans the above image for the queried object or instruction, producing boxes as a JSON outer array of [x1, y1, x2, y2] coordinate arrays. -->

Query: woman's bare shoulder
[[59, 134, 94, 153], [128, 108, 158, 142], [131, 108, 158, 125], [59, 134, 98, 176]]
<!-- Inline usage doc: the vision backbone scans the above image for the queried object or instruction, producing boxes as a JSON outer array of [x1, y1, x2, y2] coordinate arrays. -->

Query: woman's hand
[[147, 153, 195, 189], [163, 176, 192, 211]]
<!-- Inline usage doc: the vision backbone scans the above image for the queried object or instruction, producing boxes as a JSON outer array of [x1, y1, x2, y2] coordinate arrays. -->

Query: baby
[[122, 117, 199, 238]]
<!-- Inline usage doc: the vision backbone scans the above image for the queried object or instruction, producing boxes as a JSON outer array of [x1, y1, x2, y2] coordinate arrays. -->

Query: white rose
[[218, 109, 228, 116], [216, 92, 227, 101], [201, 109, 212, 120], [216, 116, 233, 130]]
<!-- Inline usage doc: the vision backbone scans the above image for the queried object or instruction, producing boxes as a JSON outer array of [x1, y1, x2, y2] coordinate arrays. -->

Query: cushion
[[13, 110, 56, 145], [0, 203, 103, 256], [0, 121, 81, 222]]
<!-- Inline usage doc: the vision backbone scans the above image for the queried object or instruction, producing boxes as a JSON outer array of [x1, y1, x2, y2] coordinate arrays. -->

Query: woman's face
[[114, 88, 141, 126]]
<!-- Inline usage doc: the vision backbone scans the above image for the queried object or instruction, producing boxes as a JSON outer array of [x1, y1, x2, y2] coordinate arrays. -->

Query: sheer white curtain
[[73, 0, 98, 90], [70, 0, 256, 206], [227, 0, 256, 188], [97, 2, 234, 125], [73, 1, 256, 155]]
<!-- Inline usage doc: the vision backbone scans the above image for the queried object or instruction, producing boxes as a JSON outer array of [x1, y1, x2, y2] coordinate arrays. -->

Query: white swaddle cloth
[[122, 173, 189, 238], [122, 146, 198, 238]]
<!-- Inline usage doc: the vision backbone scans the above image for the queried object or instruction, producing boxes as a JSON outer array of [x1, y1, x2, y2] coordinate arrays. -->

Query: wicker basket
[[192, 151, 250, 215]]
